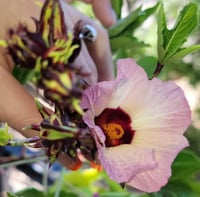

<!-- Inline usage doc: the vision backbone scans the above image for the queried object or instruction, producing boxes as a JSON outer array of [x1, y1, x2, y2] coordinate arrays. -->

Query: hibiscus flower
[[81, 58, 191, 193]]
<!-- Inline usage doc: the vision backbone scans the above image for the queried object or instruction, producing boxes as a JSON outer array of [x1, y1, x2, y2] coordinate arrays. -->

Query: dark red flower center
[[95, 107, 135, 147]]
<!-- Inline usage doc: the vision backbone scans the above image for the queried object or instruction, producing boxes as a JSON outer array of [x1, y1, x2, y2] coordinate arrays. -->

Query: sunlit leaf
[[169, 45, 200, 62], [109, 3, 159, 38], [0, 123, 13, 146], [109, 7, 142, 38], [157, 3, 166, 64], [158, 2, 198, 64], [164, 3, 198, 60], [63, 168, 100, 188], [125, 3, 159, 36]]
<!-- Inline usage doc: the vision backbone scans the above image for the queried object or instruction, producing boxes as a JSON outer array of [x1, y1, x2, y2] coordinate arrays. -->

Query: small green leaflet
[[157, 2, 199, 65], [7, 192, 20, 197], [109, 6, 142, 38], [169, 45, 200, 63], [109, 3, 159, 38], [0, 123, 13, 146]]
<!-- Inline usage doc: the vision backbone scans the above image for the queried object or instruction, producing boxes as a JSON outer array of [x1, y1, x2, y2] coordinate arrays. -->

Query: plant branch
[[0, 155, 47, 168]]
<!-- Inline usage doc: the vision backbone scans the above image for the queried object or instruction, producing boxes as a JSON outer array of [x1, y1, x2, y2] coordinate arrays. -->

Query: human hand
[[0, 0, 114, 168], [65, 0, 116, 28], [0, 0, 114, 83]]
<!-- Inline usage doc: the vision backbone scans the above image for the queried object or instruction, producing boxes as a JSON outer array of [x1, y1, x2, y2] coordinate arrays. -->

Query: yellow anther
[[102, 123, 124, 140]]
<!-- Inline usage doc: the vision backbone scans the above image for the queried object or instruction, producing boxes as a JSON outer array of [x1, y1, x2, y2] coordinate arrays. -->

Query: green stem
[[54, 168, 65, 197], [43, 163, 49, 195], [152, 62, 164, 78], [0, 155, 47, 168], [7, 136, 40, 146]]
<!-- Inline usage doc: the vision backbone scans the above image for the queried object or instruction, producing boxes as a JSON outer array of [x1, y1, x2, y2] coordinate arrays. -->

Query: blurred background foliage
[[4, 0, 200, 196]]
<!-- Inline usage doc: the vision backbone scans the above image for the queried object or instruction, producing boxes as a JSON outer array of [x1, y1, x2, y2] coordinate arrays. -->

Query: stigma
[[102, 123, 124, 140], [95, 107, 135, 147]]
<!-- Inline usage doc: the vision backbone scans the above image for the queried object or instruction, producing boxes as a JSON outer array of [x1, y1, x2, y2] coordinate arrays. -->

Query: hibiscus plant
[[1, 0, 200, 197]]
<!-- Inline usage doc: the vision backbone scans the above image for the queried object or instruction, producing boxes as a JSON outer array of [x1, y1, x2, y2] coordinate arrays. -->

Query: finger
[[74, 41, 98, 85], [0, 0, 41, 39], [92, 0, 116, 28], [83, 24, 114, 81], [61, 3, 114, 82], [0, 0, 46, 138], [0, 66, 42, 137], [69, 0, 116, 28]]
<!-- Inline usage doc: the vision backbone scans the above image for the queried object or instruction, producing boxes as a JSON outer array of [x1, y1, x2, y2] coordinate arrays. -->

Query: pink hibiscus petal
[[133, 130, 189, 152], [81, 80, 117, 116], [127, 151, 178, 193], [81, 58, 191, 192], [124, 79, 191, 134], [98, 144, 157, 183], [112, 59, 191, 134], [127, 131, 189, 192]]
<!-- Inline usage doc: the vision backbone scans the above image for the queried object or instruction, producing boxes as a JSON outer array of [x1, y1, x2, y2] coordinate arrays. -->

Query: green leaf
[[125, 3, 159, 36], [12, 66, 36, 84], [100, 171, 125, 192], [15, 188, 45, 197], [157, 181, 200, 197], [49, 169, 101, 196], [99, 192, 130, 197], [158, 2, 198, 64], [136, 194, 151, 197], [109, 3, 159, 38], [62, 168, 100, 188], [137, 56, 157, 78], [48, 190, 78, 197], [110, 36, 147, 51], [7, 193, 20, 197], [111, 0, 123, 19], [109, 6, 142, 38], [157, 3, 166, 64], [149, 151, 200, 196], [169, 45, 200, 62], [0, 123, 13, 146], [188, 180, 200, 195], [170, 150, 200, 181], [151, 189, 178, 197]]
